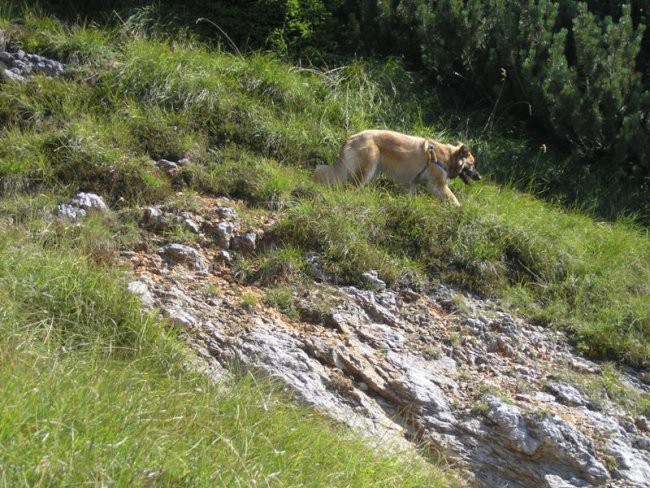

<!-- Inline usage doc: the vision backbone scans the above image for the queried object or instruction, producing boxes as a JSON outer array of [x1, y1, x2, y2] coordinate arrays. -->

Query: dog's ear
[[457, 143, 470, 157]]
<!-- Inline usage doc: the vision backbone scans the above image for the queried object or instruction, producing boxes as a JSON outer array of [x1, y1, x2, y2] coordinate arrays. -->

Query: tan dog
[[314, 130, 481, 206]]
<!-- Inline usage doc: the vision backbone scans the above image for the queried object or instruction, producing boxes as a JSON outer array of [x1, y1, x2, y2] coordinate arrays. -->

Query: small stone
[[569, 357, 600, 375], [532, 391, 556, 403], [205, 221, 234, 249], [11, 59, 26, 70], [544, 474, 579, 488], [635, 416, 649, 433], [71, 192, 108, 211], [177, 157, 191, 166], [214, 250, 232, 264], [634, 436, 650, 451], [127, 280, 155, 309], [183, 218, 200, 234], [157, 159, 180, 176], [15, 50, 25, 60], [216, 206, 237, 220], [142, 207, 167, 230], [2, 68, 24, 82], [163, 307, 197, 328], [501, 343, 516, 358], [305, 252, 333, 282], [159, 243, 206, 270], [361, 270, 386, 291], [0, 51, 12, 64], [546, 382, 590, 408], [475, 355, 489, 365], [453, 349, 467, 363], [57, 203, 87, 221], [487, 337, 516, 358], [232, 231, 257, 255], [399, 289, 420, 303]]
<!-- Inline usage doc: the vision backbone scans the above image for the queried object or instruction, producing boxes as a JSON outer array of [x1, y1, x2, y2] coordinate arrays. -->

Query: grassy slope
[[0, 220, 450, 486], [0, 7, 648, 483], [2, 8, 648, 363], [0, 12, 455, 487]]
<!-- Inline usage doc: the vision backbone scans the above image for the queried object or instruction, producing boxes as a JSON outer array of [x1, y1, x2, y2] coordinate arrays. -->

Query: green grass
[[0, 6, 648, 483], [272, 184, 649, 365], [0, 210, 454, 487], [2, 350, 451, 487], [555, 363, 650, 417]]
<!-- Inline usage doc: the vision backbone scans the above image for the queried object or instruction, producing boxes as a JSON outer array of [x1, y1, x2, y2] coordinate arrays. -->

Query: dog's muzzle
[[460, 167, 482, 185]]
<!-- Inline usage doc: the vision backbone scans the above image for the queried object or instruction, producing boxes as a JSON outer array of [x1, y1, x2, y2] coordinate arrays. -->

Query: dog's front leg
[[428, 182, 460, 206], [443, 185, 461, 206]]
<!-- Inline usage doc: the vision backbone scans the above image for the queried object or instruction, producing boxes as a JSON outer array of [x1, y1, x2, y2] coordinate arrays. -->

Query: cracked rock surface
[[122, 195, 650, 488]]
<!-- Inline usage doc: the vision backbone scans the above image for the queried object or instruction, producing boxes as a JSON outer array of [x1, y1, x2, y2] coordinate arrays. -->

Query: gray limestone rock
[[71, 192, 108, 211], [485, 395, 541, 455], [210, 221, 234, 249], [232, 231, 257, 255], [546, 382, 590, 408], [157, 159, 180, 176], [163, 307, 198, 328], [159, 244, 206, 270], [56, 203, 87, 221], [536, 415, 610, 484], [0, 49, 65, 80], [217, 206, 237, 220], [183, 218, 201, 234], [142, 207, 167, 230], [134, 235, 650, 488], [606, 437, 650, 486], [2, 68, 24, 82], [361, 270, 387, 291], [127, 280, 155, 310]]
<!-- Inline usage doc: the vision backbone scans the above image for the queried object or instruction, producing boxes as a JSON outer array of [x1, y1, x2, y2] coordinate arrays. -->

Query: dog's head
[[455, 143, 482, 185]]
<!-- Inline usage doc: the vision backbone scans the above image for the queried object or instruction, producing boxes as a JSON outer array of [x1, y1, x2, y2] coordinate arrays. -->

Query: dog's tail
[[314, 142, 353, 185]]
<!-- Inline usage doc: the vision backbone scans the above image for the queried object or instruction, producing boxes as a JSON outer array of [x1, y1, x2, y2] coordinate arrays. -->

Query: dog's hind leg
[[353, 146, 380, 186]]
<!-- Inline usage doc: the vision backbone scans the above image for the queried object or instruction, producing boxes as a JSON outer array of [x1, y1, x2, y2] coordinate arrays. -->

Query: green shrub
[[414, 1, 649, 218]]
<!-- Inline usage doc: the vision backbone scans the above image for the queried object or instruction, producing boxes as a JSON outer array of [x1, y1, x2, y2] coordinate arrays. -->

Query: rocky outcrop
[[0, 49, 65, 81], [122, 195, 650, 488], [57, 192, 108, 220]]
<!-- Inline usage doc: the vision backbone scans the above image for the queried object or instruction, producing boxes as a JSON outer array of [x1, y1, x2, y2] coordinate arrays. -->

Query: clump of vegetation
[[557, 364, 650, 417], [265, 286, 300, 319], [240, 292, 258, 311], [24, 0, 650, 221]]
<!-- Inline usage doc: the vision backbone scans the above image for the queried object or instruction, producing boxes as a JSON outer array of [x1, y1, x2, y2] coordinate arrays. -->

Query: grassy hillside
[[0, 6, 648, 484], [3, 11, 645, 365], [0, 219, 452, 486], [0, 11, 456, 487]]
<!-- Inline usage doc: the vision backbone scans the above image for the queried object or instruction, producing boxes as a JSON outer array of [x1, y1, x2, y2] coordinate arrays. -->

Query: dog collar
[[427, 142, 447, 171]]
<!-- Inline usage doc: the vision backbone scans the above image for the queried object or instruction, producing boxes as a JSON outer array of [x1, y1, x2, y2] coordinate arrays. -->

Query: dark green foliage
[[413, 1, 649, 219]]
